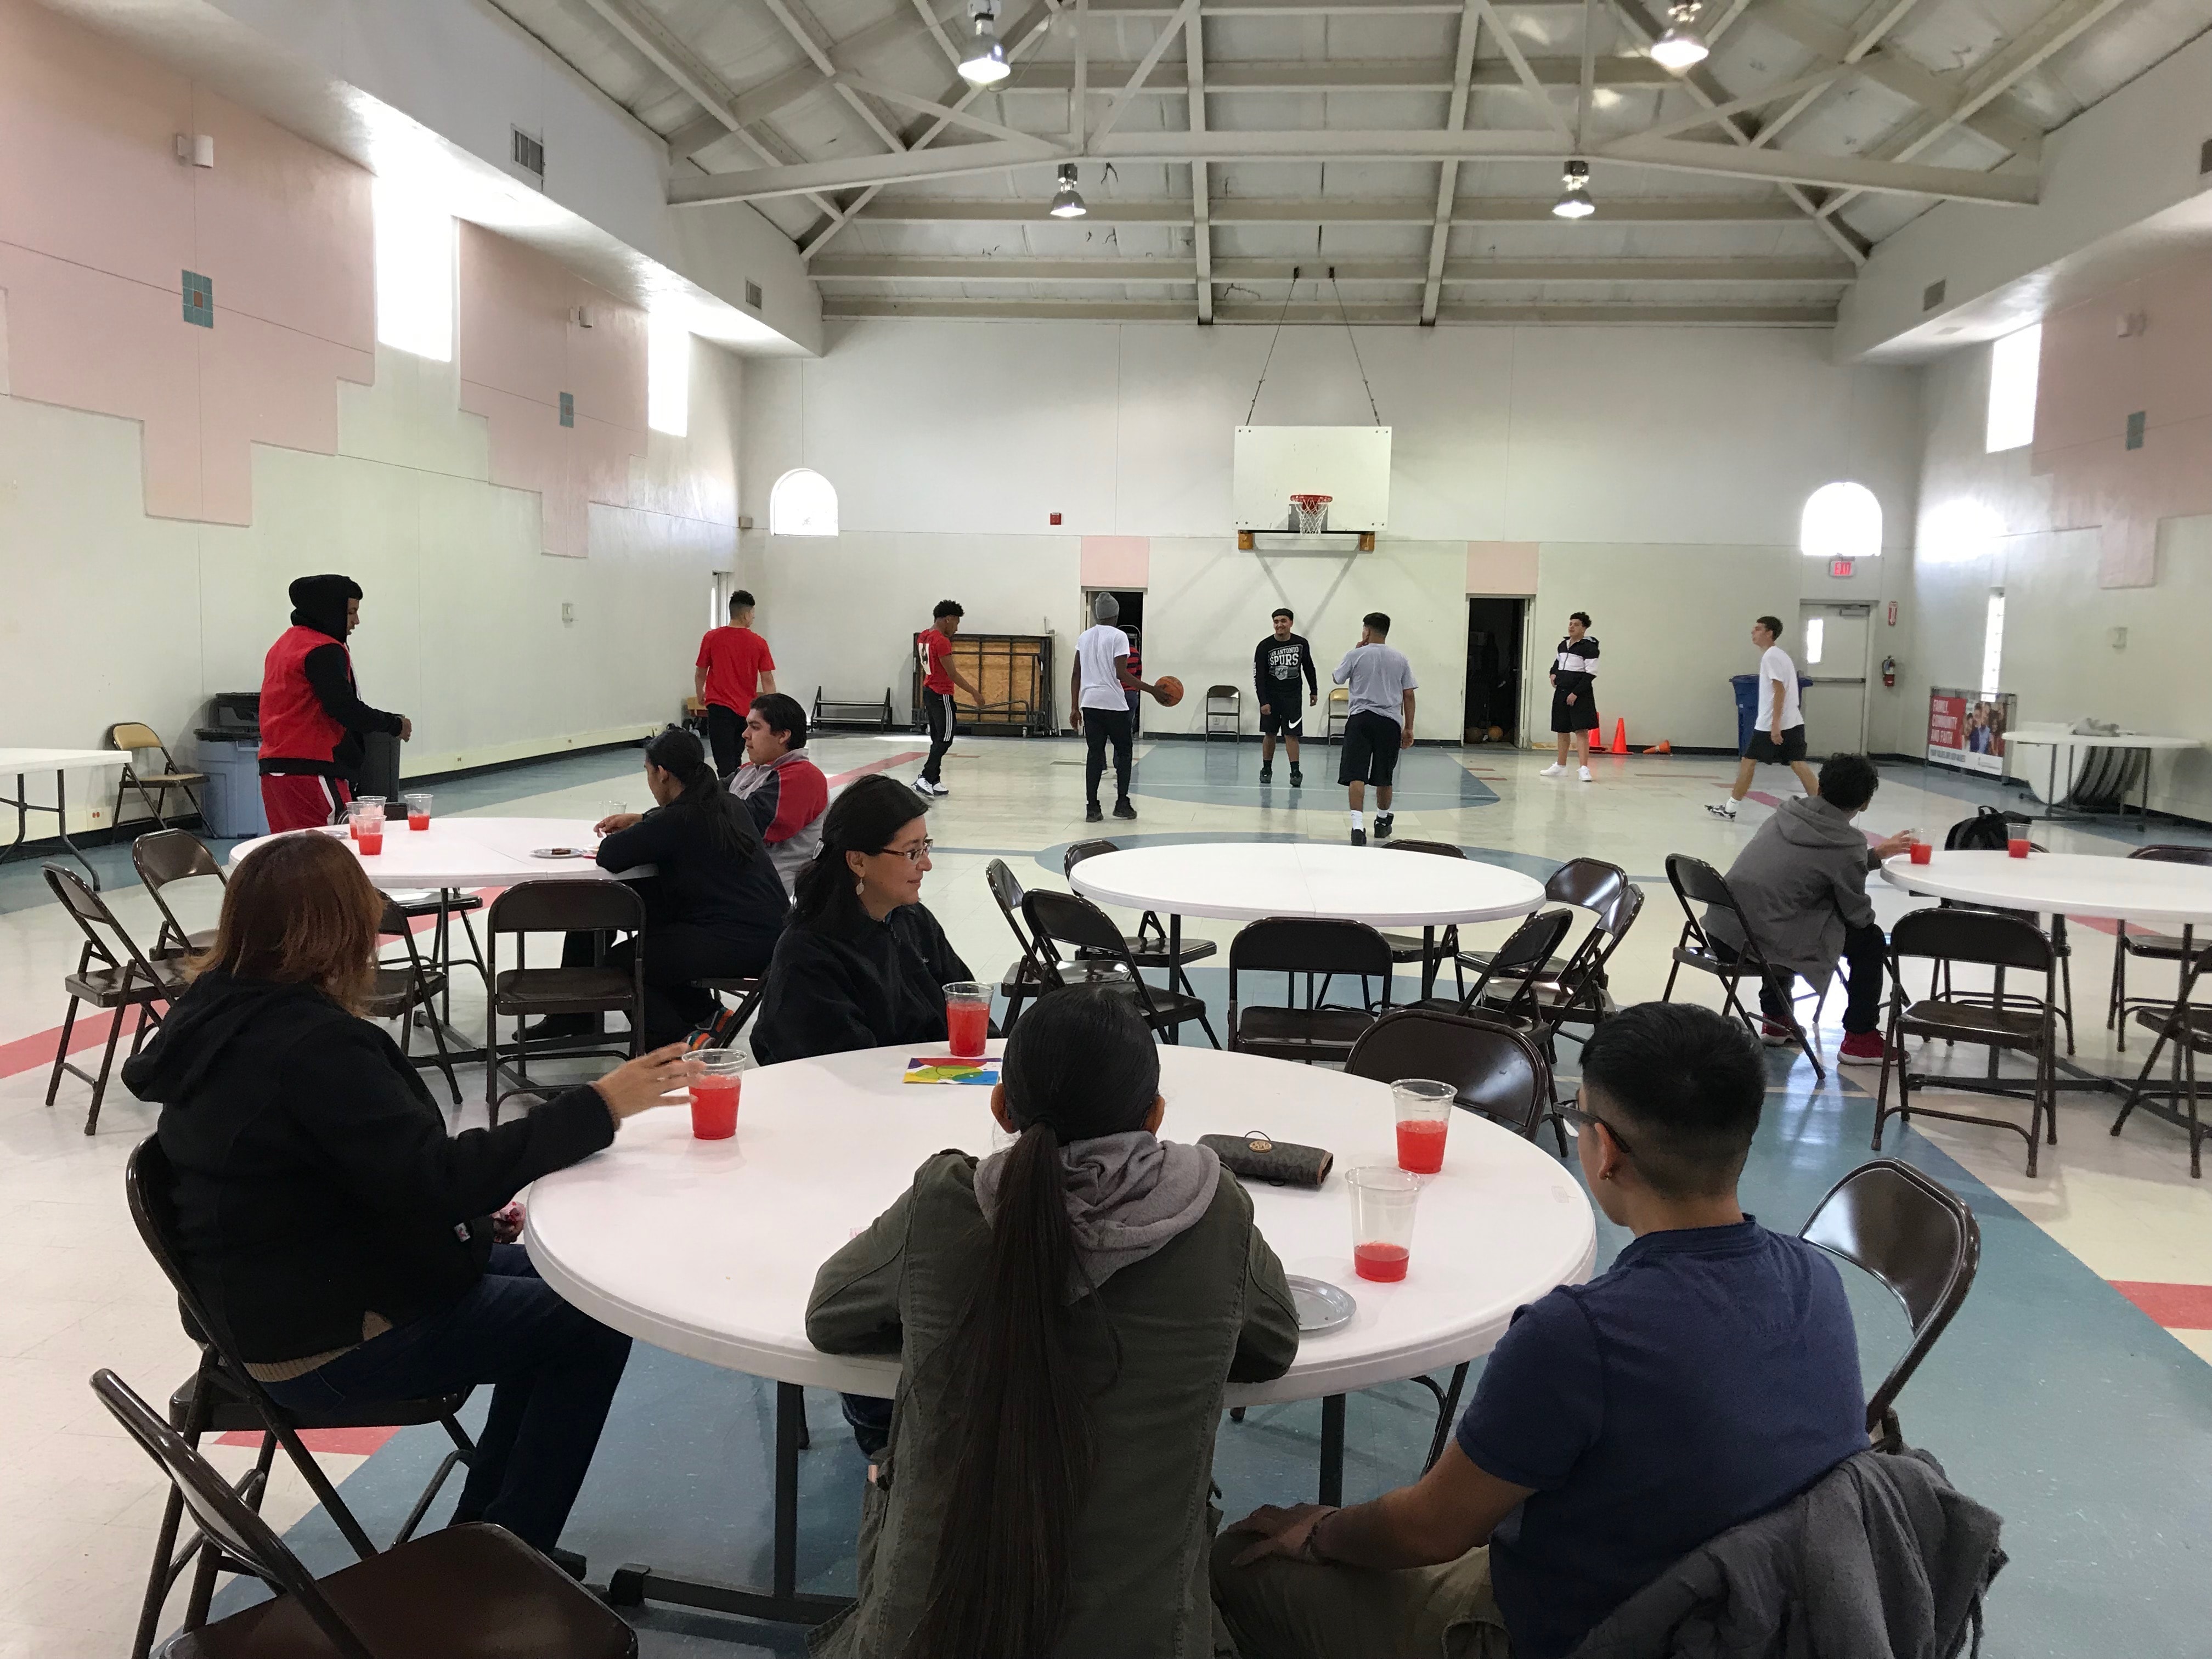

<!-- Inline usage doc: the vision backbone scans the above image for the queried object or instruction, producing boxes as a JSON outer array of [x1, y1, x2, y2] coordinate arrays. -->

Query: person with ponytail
[[748, 773, 973, 1068], [530, 726, 788, 1049], [805, 988, 1300, 1659]]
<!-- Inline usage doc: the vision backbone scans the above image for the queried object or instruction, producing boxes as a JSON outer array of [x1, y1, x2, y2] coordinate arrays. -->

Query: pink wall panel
[[198, 312, 375, 525], [2032, 249, 2212, 589], [568, 300, 648, 434], [458, 226, 570, 410], [1466, 540, 1539, 595], [1079, 535, 1149, 588]]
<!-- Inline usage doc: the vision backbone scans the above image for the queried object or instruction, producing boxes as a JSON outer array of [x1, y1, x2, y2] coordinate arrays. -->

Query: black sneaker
[[1374, 812, 1395, 841], [1350, 827, 1367, 847], [520, 1014, 598, 1042], [1289, 768, 1304, 787], [1259, 764, 1273, 784], [1085, 802, 1104, 823], [1113, 799, 1137, 820]]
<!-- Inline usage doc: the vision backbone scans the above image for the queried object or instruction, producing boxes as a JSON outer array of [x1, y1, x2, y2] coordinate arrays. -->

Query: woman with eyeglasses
[[750, 774, 974, 1068]]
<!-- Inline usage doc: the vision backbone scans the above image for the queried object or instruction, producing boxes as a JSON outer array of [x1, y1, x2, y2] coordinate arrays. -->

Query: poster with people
[[1927, 687, 2015, 777]]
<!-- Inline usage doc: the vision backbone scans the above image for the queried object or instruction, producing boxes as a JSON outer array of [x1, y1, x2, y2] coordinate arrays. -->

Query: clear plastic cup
[[1347, 1165, 1421, 1282], [404, 790, 433, 831], [944, 981, 992, 1059], [354, 799, 385, 856], [692, 1051, 743, 1139], [2007, 836, 2031, 859], [599, 801, 628, 839], [1392, 1079, 1455, 1174], [342, 801, 362, 838], [1908, 839, 1933, 866]]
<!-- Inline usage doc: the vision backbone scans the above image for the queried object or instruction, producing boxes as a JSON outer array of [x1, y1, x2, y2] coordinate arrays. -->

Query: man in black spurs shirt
[[1254, 608, 1319, 786]]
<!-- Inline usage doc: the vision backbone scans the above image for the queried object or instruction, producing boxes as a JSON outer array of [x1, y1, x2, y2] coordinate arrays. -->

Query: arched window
[[770, 468, 838, 537], [1800, 482, 1881, 562]]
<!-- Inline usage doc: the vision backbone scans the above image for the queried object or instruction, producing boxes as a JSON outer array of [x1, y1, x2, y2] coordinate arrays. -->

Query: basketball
[[1153, 675, 1184, 707]]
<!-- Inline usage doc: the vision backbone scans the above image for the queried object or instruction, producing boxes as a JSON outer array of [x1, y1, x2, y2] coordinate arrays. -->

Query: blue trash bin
[[1731, 674, 1760, 756]]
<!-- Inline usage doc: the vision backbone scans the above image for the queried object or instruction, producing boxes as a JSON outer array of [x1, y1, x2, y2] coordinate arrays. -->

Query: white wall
[[740, 319, 1922, 751]]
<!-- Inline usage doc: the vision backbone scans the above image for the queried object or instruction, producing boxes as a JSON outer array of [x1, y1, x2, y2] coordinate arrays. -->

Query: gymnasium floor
[[4, 736, 2210, 1657]]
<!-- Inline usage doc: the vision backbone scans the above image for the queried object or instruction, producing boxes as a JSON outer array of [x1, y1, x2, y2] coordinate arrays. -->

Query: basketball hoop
[[1289, 493, 1333, 534]]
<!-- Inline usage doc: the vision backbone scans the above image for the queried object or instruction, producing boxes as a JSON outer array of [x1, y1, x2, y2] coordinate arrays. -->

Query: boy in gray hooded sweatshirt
[[1699, 753, 1915, 1065]]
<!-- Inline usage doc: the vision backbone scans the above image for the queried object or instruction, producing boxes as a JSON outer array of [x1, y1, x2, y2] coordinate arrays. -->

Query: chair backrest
[[1346, 1010, 1551, 1139], [133, 828, 223, 890], [1206, 684, 1239, 701], [1664, 853, 1774, 964], [1062, 838, 1119, 877], [1799, 1159, 1980, 1430], [110, 721, 164, 752], [127, 1136, 222, 1352], [1228, 917, 1396, 980], [487, 878, 645, 938], [1024, 888, 1133, 961], [44, 864, 165, 985], [1544, 856, 1627, 916], [90, 1369, 376, 1659], [1389, 839, 1465, 860], [1890, 905, 2053, 974], [985, 858, 1032, 944], [2129, 844, 2212, 867], [1462, 908, 1576, 1021]]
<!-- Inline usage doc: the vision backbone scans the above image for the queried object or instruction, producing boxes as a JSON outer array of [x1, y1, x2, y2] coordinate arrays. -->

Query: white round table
[[1881, 850, 2212, 927], [1069, 840, 1547, 929], [2004, 727, 2202, 819], [230, 817, 650, 888]]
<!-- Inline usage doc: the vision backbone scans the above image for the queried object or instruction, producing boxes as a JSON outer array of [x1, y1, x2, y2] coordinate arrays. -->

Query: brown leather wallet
[[1200, 1131, 1334, 1189]]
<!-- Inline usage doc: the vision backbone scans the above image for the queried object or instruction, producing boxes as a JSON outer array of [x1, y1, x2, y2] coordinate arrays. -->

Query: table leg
[[1318, 1394, 1346, 1506], [0, 768, 102, 887], [0, 772, 27, 866], [1421, 927, 1438, 1003]]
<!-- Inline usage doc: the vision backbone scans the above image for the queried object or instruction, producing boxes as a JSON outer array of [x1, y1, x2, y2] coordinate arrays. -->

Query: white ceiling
[[488, 0, 2212, 325]]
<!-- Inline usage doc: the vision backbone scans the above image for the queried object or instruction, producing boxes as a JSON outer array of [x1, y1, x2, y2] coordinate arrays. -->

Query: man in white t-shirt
[[1708, 615, 1819, 820], [1069, 592, 1160, 822]]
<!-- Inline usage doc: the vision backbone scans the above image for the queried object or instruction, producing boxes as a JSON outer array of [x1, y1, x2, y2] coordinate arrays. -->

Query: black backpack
[[1945, 805, 2031, 851]]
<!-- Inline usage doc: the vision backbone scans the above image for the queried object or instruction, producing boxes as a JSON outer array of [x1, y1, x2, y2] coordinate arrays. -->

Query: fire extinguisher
[[1881, 656, 1898, 689]]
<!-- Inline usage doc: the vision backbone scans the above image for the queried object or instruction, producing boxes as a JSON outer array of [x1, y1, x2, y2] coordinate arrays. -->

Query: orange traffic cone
[[1643, 740, 1673, 754], [1609, 719, 1629, 755]]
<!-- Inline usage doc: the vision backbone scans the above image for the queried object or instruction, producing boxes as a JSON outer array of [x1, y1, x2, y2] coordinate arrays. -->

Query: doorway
[[1465, 597, 1527, 746], [1797, 601, 1872, 758], [1082, 588, 1147, 735]]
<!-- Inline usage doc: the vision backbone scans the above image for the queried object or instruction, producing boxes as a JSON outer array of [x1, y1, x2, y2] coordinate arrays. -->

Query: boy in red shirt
[[257, 574, 411, 832], [915, 600, 981, 797], [695, 590, 778, 775]]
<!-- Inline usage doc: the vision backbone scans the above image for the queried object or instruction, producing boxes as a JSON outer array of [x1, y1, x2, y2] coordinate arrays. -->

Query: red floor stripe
[[826, 751, 925, 787], [217, 1426, 402, 1456], [0, 1006, 139, 1080], [2109, 1281, 2212, 1330]]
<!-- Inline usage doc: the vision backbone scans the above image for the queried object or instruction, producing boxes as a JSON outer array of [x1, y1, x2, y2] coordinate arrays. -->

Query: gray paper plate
[[1286, 1275, 1356, 1336], [531, 847, 592, 860]]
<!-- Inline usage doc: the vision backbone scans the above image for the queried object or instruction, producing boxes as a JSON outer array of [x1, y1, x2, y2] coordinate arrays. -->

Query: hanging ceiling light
[[1649, 2, 1711, 70], [1551, 160, 1595, 219], [1048, 161, 1087, 218], [958, 0, 1011, 84]]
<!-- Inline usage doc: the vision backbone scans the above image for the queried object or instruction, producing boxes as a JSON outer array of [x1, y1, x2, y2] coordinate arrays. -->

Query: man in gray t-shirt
[[1331, 612, 1418, 846]]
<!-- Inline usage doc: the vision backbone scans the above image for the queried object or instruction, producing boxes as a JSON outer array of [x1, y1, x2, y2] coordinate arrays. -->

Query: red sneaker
[[1837, 1030, 1899, 1067]]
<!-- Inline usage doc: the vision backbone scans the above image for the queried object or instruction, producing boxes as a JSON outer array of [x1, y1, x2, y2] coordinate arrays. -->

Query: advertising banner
[[1927, 687, 2015, 776]]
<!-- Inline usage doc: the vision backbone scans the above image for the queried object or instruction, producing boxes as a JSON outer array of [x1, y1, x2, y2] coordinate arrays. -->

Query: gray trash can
[[190, 693, 267, 839]]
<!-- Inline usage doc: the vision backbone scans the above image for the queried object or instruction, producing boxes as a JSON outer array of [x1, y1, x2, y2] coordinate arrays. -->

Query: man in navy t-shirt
[[1215, 1002, 1866, 1659]]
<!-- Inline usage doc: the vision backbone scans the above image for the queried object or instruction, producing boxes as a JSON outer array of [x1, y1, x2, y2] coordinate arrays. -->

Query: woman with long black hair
[[806, 989, 1301, 1659], [533, 726, 787, 1048], [748, 773, 972, 1066]]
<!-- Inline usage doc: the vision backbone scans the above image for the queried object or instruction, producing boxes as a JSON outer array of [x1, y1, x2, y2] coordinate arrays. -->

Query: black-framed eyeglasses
[[881, 838, 934, 866], [1556, 1104, 1633, 1156]]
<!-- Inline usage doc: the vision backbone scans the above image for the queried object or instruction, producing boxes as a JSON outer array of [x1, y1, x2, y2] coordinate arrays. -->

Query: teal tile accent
[[182, 270, 213, 328], [2126, 410, 2146, 450], [560, 391, 574, 428]]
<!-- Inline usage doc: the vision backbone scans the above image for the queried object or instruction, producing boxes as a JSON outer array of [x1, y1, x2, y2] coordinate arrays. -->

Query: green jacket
[[806, 1148, 1301, 1657]]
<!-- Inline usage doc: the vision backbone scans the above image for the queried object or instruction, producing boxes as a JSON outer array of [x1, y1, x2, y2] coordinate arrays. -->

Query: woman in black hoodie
[[122, 831, 699, 1556]]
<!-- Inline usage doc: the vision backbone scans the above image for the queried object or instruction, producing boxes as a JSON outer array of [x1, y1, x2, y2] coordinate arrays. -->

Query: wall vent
[[512, 128, 545, 179], [744, 280, 763, 310], [1921, 279, 1947, 312]]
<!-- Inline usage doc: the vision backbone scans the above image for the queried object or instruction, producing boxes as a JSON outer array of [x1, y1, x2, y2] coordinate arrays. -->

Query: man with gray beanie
[[257, 574, 411, 833], [1069, 592, 1159, 823]]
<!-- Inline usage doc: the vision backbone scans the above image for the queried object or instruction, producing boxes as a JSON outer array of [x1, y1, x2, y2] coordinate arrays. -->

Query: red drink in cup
[[1348, 1166, 1420, 1284], [358, 829, 383, 855], [692, 1053, 742, 1139], [944, 981, 992, 1060], [2008, 836, 2031, 859], [404, 790, 432, 831], [346, 808, 362, 840], [1909, 840, 1933, 866], [1392, 1079, 1454, 1175]]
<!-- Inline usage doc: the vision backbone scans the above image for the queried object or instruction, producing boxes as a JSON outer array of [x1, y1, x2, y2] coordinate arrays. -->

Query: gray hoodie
[[1702, 795, 1881, 990]]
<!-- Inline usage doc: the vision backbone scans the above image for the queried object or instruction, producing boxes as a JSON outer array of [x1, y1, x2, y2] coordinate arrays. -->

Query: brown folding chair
[[1375, 840, 1469, 1002], [133, 830, 227, 962], [1063, 838, 1218, 983], [368, 899, 461, 1105], [485, 881, 647, 1122], [110, 721, 207, 831], [986, 859, 1129, 1029], [1226, 918, 1394, 1065], [44, 864, 187, 1135], [1800, 1159, 1980, 1448], [1024, 888, 1218, 1046], [1660, 853, 1827, 1083], [2107, 845, 2212, 1052], [1875, 907, 2059, 1176], [1417, 907, 1575, 1029], [92, 1367, 630, 1659], [123, 1139, 476, 1659], [2111, 938, 2212, 1178]]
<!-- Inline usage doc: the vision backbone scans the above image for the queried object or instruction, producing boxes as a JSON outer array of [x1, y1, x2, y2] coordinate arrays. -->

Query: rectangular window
[[1985, 324, 2040, 453], [1802, 617, 1825, 667], [648, 313, 691, 437], [373, 177, 454, 362], [1980, 591, 2006, 699]]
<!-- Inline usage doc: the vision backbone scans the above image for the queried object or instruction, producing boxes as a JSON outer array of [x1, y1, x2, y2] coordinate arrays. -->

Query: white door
[[1797, 603, 1872, 758]]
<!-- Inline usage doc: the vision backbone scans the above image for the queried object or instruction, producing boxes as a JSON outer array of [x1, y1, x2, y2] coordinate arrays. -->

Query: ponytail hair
[[905, 989, 1161, 1659], [643, 726, 758, 861], [791, 774, 928, 930]]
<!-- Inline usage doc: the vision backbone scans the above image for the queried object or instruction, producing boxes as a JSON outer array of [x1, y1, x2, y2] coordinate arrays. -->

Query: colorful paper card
[[904, 1056, 1000, 1086]]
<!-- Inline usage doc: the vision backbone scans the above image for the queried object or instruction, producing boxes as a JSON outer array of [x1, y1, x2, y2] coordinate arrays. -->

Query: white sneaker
[[913, 778, 947, 798], [1705, 802, 1738, 820], [1578, 766, 1593, 783], [1539, 763, 1566, 777]]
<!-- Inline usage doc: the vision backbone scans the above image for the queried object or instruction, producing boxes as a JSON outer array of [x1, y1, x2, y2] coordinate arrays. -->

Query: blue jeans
[[266, 1245, 630, 1553]]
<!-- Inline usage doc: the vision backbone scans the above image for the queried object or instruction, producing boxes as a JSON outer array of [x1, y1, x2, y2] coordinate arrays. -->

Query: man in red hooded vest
[[258, 574, 412, 833]]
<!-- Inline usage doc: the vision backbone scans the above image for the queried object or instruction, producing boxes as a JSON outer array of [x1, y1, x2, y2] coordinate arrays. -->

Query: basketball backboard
[[1233, 427, 1391, 533]]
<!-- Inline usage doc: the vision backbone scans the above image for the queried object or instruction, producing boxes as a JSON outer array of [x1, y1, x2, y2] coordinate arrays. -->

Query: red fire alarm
[[1049, 511, 1063, 526], [1828, 558, 1855, 578]]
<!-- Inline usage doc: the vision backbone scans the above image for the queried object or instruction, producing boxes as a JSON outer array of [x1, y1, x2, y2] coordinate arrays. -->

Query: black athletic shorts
[[1549, 682, 1599, 734], [1338, 710, 1404, 788], [1745, 724, 1809, 764], [1258, 696, 1304, 736]]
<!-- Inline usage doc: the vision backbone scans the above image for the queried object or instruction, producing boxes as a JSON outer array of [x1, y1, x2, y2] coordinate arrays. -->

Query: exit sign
[[1829, 559, 1856, 578]]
